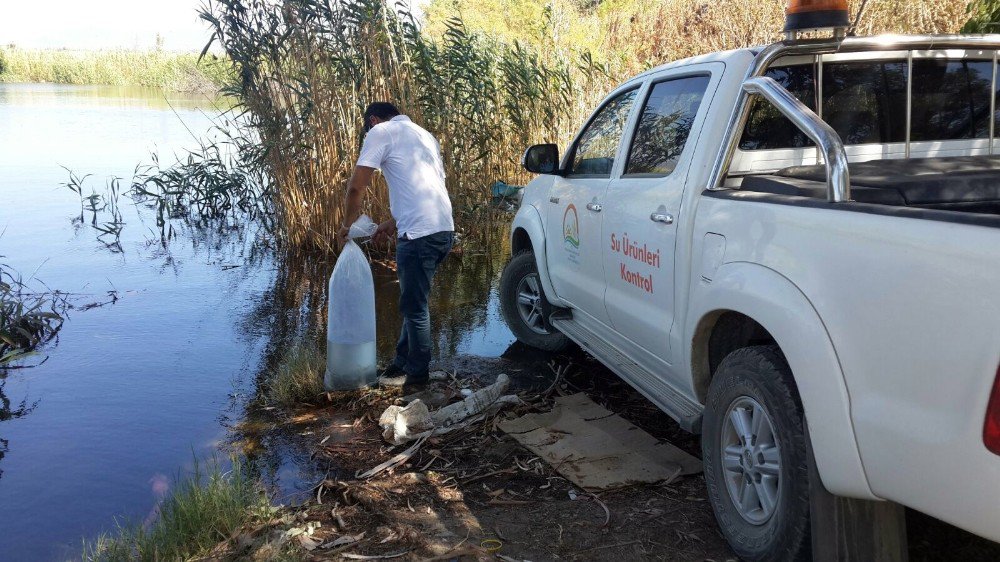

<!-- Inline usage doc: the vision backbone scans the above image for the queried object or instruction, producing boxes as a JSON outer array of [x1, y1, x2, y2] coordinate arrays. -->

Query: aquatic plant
[[0, 260, 66, 367], [85, 458, 273, 562], [265, 342, 325, 407], [63, 169, 126, 253], [130, 128, 274, 233]]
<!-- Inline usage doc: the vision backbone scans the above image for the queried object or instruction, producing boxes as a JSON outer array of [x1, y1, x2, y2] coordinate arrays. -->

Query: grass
[[85, 458, 274, 562], [265, 343, 325, 407], [0, 46, 231, 93]]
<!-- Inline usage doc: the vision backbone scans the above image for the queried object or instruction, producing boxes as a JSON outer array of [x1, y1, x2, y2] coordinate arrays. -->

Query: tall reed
[[199, 0, 598, 253]]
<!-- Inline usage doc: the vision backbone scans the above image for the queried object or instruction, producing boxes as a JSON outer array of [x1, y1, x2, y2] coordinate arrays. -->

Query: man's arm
[[343, 165, 375, 227]]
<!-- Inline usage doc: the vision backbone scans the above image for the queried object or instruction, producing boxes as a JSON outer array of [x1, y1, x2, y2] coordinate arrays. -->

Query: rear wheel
[[499, 251, 570, 352], [702, 345, 811, 561]]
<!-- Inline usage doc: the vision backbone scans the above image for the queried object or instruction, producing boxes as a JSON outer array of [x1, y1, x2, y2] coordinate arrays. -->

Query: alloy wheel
[[515, 273, 550, 335], [721, 396, 782, 525]]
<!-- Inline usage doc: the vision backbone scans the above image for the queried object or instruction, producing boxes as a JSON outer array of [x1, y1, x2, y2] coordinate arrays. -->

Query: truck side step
[[550, 316, 703, 433]]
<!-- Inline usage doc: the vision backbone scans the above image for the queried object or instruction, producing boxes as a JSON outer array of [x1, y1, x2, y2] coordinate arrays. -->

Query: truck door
[[602, 70, 716, 363], [545, 87, 638, 325]]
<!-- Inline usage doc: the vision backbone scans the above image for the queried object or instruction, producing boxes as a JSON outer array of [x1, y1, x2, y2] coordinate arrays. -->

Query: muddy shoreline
[[220, 344, 1000, 562], [225, 350, 733, 560]]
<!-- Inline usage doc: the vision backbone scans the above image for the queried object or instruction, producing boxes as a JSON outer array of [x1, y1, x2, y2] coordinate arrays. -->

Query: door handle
[[650, 212, 674, 224], [586, 202, 603, 212], [549, 196, 560, 204]]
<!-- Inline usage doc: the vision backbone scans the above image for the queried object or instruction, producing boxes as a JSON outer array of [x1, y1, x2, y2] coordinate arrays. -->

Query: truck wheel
[[499, 251, 570, 352], [702, 345, 810, 562]]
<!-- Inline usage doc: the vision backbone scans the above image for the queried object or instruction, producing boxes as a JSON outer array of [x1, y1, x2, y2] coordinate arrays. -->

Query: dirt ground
[[224, 345, 1000, 561]]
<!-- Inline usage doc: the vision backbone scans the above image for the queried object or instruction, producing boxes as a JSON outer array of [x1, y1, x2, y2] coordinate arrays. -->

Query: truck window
[[739, 58, 999, 150], [911, 60, 993, 141], [568, 88, 638, 177], [823, 61, 907, 144], [739, 65, 817, 151], [624, 75, 711, 176]]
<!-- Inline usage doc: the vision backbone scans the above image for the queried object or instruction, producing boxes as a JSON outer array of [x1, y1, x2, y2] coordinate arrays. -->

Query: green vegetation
[[0, 260, 65, 366], [963, 0, 1000, 31], [266, 343, 325, 407], [0, 47, 230, 93], [64, 0, 975, 255], [85, 459, 273, 562], [423, 0, 971, 77]]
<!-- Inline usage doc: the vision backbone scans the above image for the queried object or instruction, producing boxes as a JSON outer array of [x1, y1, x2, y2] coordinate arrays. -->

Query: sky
[[0, 1, 217, 51], [0, 0, 427, 52], [0, 0, 209, 51]]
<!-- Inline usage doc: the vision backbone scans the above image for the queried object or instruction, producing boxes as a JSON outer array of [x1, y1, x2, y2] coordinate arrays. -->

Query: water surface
[[0, 83, 513, 560]]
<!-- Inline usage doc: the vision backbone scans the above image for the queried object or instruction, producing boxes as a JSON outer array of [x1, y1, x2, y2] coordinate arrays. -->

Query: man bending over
[[337, 102, 454, 387]]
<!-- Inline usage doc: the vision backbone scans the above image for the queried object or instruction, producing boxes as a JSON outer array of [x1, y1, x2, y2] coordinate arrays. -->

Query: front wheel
[[499, 251, 570, 352], [702, 345, 811, 562]]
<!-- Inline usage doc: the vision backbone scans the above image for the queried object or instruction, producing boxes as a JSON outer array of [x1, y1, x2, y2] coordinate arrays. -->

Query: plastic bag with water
[[325, 215, 378, 390]]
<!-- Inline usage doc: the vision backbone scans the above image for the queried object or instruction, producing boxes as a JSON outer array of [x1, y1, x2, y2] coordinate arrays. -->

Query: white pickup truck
[[499, 29, 1000, 560]]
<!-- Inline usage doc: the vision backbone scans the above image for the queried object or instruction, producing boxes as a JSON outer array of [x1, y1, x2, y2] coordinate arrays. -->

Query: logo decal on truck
[[563, 204, 580, 265], [563, 204, 580, 248]]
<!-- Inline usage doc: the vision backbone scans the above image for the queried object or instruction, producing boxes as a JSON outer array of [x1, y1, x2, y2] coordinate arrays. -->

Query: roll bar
[[742, 77, 851, 202], [707, 34, 1000, 202]]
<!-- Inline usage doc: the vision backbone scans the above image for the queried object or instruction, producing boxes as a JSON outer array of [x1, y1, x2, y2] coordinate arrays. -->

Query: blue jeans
[[393, 230, 454, 378]]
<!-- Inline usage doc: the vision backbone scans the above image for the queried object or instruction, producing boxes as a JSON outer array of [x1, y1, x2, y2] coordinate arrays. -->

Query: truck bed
[[741, 155, 1000, 215]]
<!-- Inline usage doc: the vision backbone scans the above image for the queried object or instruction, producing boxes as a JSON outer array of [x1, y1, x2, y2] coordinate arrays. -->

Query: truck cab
[[499, 17, 1000, 561]]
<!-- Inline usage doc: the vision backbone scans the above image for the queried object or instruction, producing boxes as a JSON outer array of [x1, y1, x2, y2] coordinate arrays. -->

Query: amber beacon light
[[784, 0, 850, 32]]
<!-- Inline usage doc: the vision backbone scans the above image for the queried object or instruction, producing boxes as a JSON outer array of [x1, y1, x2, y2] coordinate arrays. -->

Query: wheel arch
[[509, 204, 565, 307], [686, 262, 876, 499]]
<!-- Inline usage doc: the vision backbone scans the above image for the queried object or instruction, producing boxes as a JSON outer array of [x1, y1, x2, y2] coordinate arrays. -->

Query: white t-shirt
[[356, 115, 454, 239]]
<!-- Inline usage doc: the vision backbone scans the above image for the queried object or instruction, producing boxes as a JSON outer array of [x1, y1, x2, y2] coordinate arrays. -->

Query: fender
[[510, 203, 569, 308], [686, 262, 876, 500]]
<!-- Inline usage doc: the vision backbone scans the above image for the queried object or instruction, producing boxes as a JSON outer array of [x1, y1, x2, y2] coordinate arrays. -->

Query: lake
[[0, 83, 515, 560]]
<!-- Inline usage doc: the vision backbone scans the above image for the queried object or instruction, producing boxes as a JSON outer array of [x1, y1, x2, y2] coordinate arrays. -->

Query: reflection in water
[[0, 377, 38, 481]]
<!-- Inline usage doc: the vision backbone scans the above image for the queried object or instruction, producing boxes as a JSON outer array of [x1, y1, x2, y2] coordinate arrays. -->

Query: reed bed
[[193, 0, 973, 254], [198, 0, 602, 253], [0, 47, 230, 93]]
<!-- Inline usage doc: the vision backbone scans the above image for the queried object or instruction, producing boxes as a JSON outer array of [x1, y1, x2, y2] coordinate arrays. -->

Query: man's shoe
[[380, 373, 429, 389], [400, 375, 429, 393], [378, 365, 430, 388], [377, 364, 405, 385]]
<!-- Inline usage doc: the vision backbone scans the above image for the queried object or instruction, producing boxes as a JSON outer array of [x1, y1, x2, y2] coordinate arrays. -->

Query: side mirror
[[522, 144, 560, 175]]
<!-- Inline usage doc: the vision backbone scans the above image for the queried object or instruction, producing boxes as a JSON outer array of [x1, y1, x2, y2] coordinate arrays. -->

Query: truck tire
[[702, 345, 810, 562], [499, 251, 570, 352]]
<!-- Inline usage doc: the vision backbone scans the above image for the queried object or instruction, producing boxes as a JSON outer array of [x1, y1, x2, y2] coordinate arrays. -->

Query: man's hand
[[336, 225, 350, 250], [372, 219, 396, 245]]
